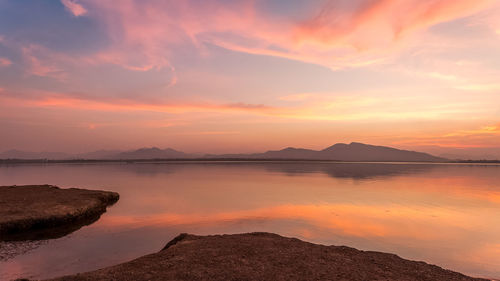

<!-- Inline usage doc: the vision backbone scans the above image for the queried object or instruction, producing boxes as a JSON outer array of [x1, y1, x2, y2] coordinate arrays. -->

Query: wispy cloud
[[61, 0, 87, 17], [79, 0, 495, 70], [22, 45, 67, 80]]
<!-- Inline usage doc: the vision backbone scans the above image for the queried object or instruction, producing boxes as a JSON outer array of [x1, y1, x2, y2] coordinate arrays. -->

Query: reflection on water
[[0, 240, 47, 262], [0, 162, 499, 280], [262, 162, 435, 179]]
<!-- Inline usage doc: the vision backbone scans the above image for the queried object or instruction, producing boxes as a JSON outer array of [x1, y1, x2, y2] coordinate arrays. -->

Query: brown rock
[[0, 185, 119, 241], [48, 232, 488, 281]]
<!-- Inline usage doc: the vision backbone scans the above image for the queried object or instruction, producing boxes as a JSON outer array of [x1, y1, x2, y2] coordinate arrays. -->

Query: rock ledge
[[48, 232, 488, 281], [0, 185, 119, 241]]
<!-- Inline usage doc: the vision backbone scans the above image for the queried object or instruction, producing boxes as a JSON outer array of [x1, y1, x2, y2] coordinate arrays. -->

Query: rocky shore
[[47, 232, 488, 281], [0, 185, 119, 241]]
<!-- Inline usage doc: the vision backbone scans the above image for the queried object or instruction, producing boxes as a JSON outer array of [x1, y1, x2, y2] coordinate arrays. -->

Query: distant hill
[[0, 143, 446, 162], [248, 142, 445, 162], [319, 142, 445, 162], [254, 147, 319, 159], [113, 147, 191, 159]]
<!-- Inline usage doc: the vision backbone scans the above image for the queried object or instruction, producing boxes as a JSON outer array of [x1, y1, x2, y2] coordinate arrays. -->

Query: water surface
[[0, 162, 499, 280]]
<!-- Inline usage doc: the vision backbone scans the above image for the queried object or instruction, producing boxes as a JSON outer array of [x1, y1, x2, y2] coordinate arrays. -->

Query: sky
[[0, 0, 500, 156]]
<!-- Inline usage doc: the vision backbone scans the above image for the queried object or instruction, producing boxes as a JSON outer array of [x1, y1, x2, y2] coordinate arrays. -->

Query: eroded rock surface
[[48, 232, 487, 281], [0, 185, 119, 241]]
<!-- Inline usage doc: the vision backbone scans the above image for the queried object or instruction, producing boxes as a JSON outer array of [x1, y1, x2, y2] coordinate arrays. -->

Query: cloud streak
[[0, 90, 491, 124], [0, 94, 280, 116], [393, 123, 500, 148]]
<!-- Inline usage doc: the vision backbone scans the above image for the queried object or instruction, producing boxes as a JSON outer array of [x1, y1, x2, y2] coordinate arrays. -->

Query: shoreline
[[1, 158, 500, 165]]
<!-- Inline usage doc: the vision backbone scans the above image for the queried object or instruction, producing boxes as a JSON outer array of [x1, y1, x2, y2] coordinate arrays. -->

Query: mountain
[[113, 147, 191, 159], [0, 143, 446, 162], [248, 142, 445, 162], [319, 142, 444, 162], [255, 147, 319, 159]]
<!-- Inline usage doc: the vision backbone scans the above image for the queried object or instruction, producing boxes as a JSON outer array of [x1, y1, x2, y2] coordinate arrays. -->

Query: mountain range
[[0, 142, 446, 162]]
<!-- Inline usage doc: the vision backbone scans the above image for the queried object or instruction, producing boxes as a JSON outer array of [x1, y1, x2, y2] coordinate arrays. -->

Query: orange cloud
[[443, 123, 500, 137], [393, 122, 500, 148]]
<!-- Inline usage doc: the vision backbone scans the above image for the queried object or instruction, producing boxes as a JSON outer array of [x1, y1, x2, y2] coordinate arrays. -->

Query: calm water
[[0, 162, 499, 280]]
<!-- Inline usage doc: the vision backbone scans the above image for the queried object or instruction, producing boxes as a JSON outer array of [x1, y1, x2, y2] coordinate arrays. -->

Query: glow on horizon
[[0, 0, 499, 155]]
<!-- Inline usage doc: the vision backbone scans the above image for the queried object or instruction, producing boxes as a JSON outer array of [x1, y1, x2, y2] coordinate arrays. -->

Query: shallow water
[[0, 162, 499, 280]]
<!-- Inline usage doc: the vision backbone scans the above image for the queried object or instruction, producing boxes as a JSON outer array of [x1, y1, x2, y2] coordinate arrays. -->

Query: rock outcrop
[[48, 232, 487, 281], [0, 185, 119, 241]]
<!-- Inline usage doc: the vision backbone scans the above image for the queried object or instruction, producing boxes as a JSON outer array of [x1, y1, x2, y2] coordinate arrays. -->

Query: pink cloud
[[61, 0, 87, 17], [390, 0, 495, 37], [295, 0, 493, 45], [22, 45, 67, 80], [12, 0, 496, 89], [79, 0, 261, 72], [76, 0, 495, 71], [14, 40, 177, 91], [0, 57, 12, 67]]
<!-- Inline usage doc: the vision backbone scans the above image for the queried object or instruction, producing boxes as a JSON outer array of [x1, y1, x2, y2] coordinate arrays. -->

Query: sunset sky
[[1, 0, 500, 155]]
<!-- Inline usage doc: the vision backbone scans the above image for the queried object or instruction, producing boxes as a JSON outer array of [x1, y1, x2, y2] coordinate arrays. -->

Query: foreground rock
[[49, 232, 486, 281], [0, 185, 119, 241]]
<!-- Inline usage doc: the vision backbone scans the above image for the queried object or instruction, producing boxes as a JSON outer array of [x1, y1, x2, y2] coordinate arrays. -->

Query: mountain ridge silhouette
[[0, 142, 446, 162]]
